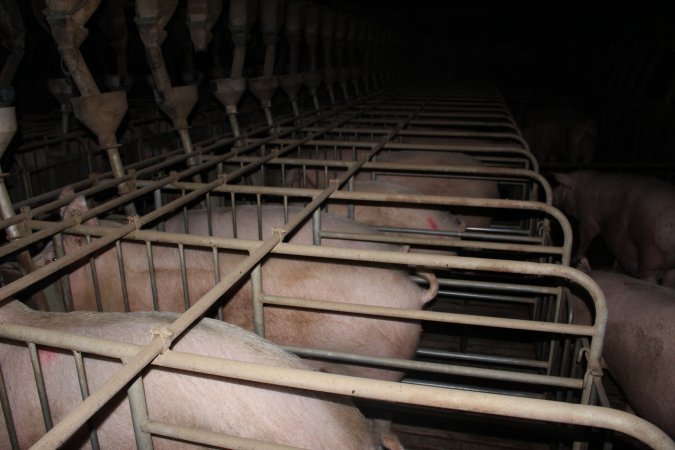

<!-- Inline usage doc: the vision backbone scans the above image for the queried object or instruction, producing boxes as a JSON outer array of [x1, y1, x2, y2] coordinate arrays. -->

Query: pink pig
[[34, 193, 437, 381], [568, 265, 675, 437], [0, 301, 404, 449]]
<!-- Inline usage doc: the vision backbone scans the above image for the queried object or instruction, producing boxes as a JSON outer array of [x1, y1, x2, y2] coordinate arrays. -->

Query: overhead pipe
[[47, 78, 72, 135], [320, 7, 337, 105], [0, 108, 48, 310], [187, 0, 223, 84], [173, 5, 199, 85], [302, 3, 321, 111], [43, 0, 136, 216], [187, 0, 222, 52], [98, 0, 130, 91], [248, 0, 285, 128], [279, 0, 303, 117], [211, 0, 257, 141], [135, 0, 202, 182]]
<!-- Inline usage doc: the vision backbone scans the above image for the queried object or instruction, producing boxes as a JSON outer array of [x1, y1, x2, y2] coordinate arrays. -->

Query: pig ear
[[553, 172, 577, 189], [60, 195, 99, 226]]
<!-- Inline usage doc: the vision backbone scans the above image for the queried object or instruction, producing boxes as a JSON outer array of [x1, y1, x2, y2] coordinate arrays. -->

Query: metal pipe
[[1, 324, 669, 449], [72, 351, 100, 450], [127, 377, 154, 449]]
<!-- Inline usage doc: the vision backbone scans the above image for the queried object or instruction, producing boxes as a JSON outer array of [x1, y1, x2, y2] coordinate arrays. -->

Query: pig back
[[364, 151, 499, 229], [589, 271, 675, 437], [0, 301, 381, 449], [166, 205, 431, 380], [325, 180, 467, 236]]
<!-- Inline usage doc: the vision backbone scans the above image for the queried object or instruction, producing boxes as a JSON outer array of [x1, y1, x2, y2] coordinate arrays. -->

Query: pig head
[[554, 170, 675, 287]]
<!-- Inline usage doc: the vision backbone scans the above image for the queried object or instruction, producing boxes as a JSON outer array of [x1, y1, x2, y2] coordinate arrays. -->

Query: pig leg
[[572, 224, 597, 266]]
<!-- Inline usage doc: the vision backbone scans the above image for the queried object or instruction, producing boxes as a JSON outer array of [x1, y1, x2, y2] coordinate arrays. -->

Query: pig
[[0, 300, 403, 449], [522, 115, 597, 164], [567, 268, 675, 437], [324, 180, 467, 243], [553, 170, 675, 286], [359, 151, 500, 229], [34, 192, 437, 381], [289, 151, 499, 230]]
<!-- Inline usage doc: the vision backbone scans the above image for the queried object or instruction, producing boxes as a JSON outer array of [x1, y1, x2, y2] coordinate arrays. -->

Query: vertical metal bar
[[256, 194, 263, 240], [312, 208, 321, 245], [153, 190, 165, 232], [72, 351, 100, 450], [0, 362, 20, 450], [53, 234, 73, 312], [127, 377, 154, 450], [27, 343, 53, 431], [212, 247, 223, 321], [230, 192, 237, 238], [251, 264, 265, 336], [178, 244, 190, 311], [283, 196, 289, 223], [182, 190, 189, 234], [115, 241, 130, 313], [206, 193, 213, 237], [85, 235, 103, 312], [145, 242, 159, 311], [347, 176, 355, 219]]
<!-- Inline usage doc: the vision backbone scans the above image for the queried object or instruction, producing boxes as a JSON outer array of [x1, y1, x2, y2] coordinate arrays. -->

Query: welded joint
[[582, 367, 603, 391], [271, 227, 286, 240], [151, 327, 174, 353], [127, 215, 142, 231]]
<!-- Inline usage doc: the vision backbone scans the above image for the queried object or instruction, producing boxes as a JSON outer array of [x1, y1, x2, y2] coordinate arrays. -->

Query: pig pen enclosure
[[0, 1, 674, 449]]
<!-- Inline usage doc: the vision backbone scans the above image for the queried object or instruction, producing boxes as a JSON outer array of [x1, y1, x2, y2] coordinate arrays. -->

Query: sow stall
[[0, 81, 671, 448], [0, 0, 671, 447]]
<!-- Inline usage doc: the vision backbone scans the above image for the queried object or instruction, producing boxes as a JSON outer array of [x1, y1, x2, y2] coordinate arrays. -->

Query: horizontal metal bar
[[416, 348, 550, 369], [144, 420, 300, 450], [262, 295, 596, 337], [282, 345, 579, 389], [1, 322, 669, 449]]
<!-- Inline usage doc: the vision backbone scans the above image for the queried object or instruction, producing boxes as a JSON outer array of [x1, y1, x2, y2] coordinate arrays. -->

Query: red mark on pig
[[38, 347, 60, 367], [426, 217, 439, 230]]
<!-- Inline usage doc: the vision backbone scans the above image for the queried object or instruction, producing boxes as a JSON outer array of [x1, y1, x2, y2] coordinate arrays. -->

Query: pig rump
[[0, 301, 388, 449]]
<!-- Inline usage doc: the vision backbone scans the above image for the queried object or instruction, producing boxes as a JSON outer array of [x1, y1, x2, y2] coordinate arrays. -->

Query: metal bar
[[0, 324, 671, 449], [145, 241, 159, 311], [178, 243, 190, 311], [283, 345, 579, 389], [72, 351, 100, 450], [416, 348, 550, 369], [143, 420, 300, 450], [0, 360, 20, 450], [127, 377, 154, 450], [27, 343, 53, 431], [263, 294, 597, 337], [251, 264, 265, 336]]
